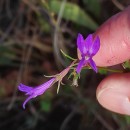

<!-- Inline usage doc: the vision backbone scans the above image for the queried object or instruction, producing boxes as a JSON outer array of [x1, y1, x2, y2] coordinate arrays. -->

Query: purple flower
[[18, 78, 55, 109], [76, 33, 100, 73]]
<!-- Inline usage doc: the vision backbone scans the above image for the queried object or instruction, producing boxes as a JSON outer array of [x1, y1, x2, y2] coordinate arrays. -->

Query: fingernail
[[97, 86, 130, 115]]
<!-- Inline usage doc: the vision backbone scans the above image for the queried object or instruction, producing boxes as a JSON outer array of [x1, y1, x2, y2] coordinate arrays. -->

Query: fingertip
[[96, 73, 130, 115]]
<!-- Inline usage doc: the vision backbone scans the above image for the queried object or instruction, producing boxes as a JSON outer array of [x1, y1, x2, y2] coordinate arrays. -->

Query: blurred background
[[0, 0, 130, 130]]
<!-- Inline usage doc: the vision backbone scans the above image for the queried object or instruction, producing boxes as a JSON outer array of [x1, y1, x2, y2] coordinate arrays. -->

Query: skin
[[92, 6, 130, 115]]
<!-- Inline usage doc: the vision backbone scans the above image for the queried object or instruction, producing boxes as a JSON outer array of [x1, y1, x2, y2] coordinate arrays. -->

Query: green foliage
[[83, 0, 101, 18], [0, 46, 15, 65], [112, 114, 130, 129], [40, 100, 51, 112], [123, 60, 130, 69], [40, 92, 52, 112], [98, 68, 108, 75], [125, 115, 130, 125], [48, 1, 98, 30], [37, 14, 51, 33]]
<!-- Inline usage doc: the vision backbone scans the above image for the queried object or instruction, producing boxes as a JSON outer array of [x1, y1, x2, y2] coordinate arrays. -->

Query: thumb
[[93, 6, 130, 66], [96, 73, 130, 115]]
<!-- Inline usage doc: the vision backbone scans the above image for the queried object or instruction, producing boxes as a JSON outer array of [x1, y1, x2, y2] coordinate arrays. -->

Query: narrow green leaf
[[49, 1, 98, 30], [60, 49, 76, 61]]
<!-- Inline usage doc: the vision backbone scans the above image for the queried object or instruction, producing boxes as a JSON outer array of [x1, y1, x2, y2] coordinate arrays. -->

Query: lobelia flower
[[76, 33, 100, 73], [18, 78, 55, 109], [18, 62, 74, 109]]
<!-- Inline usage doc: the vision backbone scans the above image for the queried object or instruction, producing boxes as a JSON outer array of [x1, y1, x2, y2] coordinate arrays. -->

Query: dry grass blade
[[111, 0, 125, 10], [53, 0, 67, 68]]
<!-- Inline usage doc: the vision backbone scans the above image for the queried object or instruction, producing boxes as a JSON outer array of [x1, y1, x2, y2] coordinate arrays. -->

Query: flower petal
[[76, 58, 85, 73], [85, 34, 93, 52], [23, 96, 33, 109], [88, 58, 98, 72], [88, 36, 100, 56], [19, 78, 56, 109], [77, 33, 87, 54], [35, 78, 55, 95], [18, 83, 33, 93]]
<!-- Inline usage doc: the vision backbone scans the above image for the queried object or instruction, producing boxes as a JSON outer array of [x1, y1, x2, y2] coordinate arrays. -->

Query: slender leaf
[[49, 1, 98, 30]]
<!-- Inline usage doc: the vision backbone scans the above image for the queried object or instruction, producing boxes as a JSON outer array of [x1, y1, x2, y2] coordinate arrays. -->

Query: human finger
[[93, 6, 130, 66], [96, 73, 130, 115]]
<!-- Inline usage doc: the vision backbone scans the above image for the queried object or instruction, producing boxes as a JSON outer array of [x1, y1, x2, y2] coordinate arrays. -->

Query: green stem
[[98, 67, 124, 73], [71, 65, 124, 73], [83, 66, 124, 73], [60, 49, 77, 61]]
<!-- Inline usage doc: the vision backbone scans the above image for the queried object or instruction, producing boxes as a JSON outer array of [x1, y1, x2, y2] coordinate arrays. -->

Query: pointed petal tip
[[77, 33, 84, 41], [95, 35, 100, 44], [78, 33, 82, 36], [77, 33, 87, 55], [76, 65, 82, 74], [76, 65, 80, 74], [86, 34, 93, 39], [18, 83, 23, 91], [88, 35, 100, 56], [91, 66, 98, 73], [76, 68, 80, 74], [94, 35, 100, 51], [76, 59, 85, 74], [18, 83, 33, 93], [88, 58, 98, 73], [22, 96, 33, 109], [95, 68, 98, 73], [23, 100, 26, 109], [23, 104, 25, 109], [93, 66, 98, 73]]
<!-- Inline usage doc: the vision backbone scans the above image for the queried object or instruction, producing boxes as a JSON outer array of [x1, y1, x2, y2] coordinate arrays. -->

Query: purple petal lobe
[[88, 36, 100, 56], [18, 83, 33, 93], [76, 58, 85, 73], [77, 33, 87, 54], [23, 96, 33, 109], [85, 34, 93, 52], [88, 58, 98, 73]]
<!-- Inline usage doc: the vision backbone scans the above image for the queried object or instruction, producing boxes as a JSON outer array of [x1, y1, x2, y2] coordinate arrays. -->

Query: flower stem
[[98, 67, 124, 73], [84, 66, 124, 73]]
